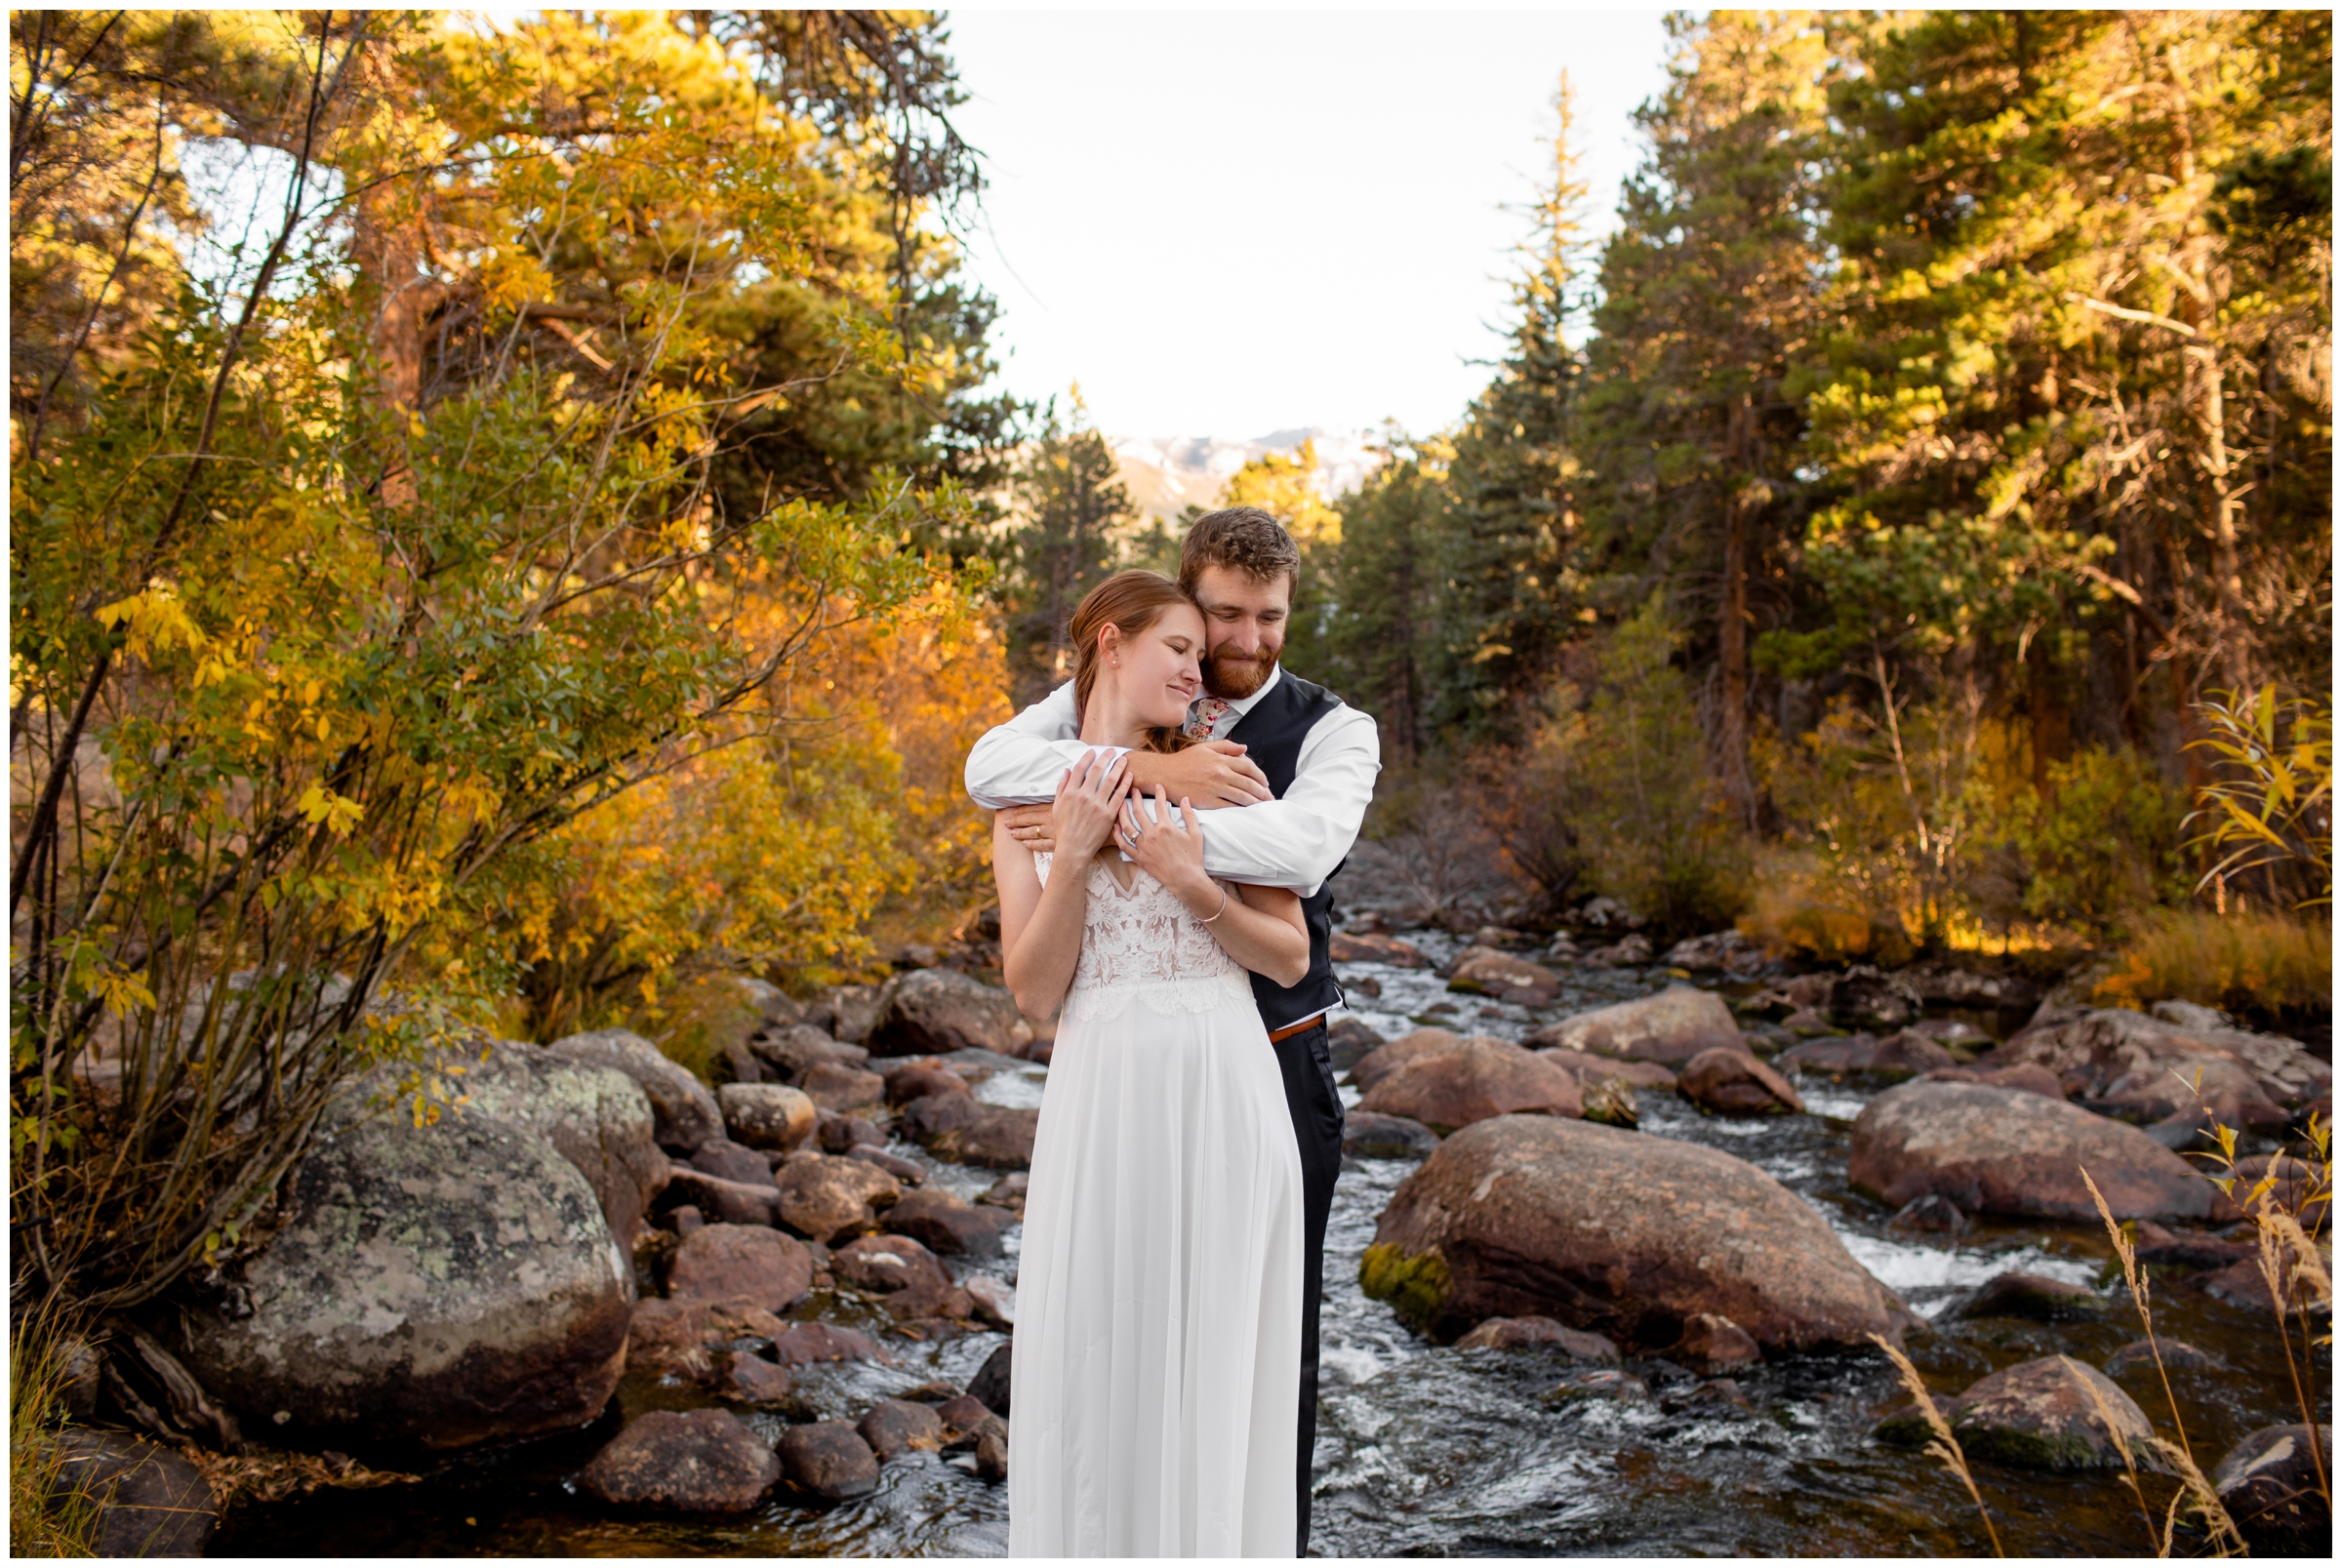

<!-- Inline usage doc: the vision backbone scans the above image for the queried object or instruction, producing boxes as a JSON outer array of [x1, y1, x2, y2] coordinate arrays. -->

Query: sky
[[943, 7, 1677, 442]]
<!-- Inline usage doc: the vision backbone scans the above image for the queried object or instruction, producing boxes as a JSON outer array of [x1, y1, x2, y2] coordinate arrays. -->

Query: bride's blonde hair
[[1069, 570, 1202, 755]]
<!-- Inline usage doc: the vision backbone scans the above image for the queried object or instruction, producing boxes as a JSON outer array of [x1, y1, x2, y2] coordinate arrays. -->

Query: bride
[[993, 570, 1306, 1557]]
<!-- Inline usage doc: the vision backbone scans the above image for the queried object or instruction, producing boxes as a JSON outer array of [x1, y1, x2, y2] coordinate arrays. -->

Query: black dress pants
[[1270, 1020, 1345, 1556]]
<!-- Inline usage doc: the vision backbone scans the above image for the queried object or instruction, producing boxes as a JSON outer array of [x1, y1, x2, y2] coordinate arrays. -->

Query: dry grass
[[9, 1302, 101, 1556], [2092, 907, 2332, 1022], [1868, 1332, 2002, 1555]]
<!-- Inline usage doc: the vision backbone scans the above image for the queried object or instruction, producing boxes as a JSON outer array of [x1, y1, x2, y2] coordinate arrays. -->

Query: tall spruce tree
[[1576, 12, 1834, 824], [1005, 394, 1132, 703], [1431, 74, 1597, 743], [1321, 431, 1447, 765]]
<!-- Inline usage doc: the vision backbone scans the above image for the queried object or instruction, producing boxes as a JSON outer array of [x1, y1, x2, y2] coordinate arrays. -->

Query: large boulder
[[1949, 1355, 2157, 1471], [1677, 1047, 1803, 1116], [666, 1224, 814, 1313], [772, 1152, 901, 1243], [1355, 1035, 1581, 1133], [460, 1040, 668, 1245], [866, 969, 1033, 1059], [547, 1027, 723, 1153], [898, 1094, 1038, 1170], [1848, 1081, 2226, 1221], [716, 1083, 816, 1152], [178, 1111, 631, 1450], [2213, 1424, 2332, 1551], [1528, 985, 1744, 1065], [1351, 1028, 1474, 1092], [1984, 1006, 2330, 1119], [579, 1408, 780, 1512], [1361, 1114, 1915, 1350], [778, 1421, 879, 1501]]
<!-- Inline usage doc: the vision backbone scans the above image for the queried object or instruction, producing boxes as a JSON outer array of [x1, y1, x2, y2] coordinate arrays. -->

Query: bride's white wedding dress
[[1007, 852, 1303, 1557]]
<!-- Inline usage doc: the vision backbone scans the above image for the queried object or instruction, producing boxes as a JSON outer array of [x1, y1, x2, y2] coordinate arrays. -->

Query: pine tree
[[1430, 73, 1596, 744], [1321, 430, 1446, 764], [1004, 392, 1133, 702], [1574, 12, 1835, 824]]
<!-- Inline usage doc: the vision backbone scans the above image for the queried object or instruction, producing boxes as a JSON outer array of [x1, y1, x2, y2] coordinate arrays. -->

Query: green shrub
[[2009, 747, 2190, 927]]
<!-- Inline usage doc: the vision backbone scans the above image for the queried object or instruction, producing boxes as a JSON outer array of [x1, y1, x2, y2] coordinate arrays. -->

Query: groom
[[965, 506, 1380, 1554]]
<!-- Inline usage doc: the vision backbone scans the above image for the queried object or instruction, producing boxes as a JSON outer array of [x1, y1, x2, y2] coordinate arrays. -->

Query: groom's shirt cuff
[[965, 680, 1119, 807]]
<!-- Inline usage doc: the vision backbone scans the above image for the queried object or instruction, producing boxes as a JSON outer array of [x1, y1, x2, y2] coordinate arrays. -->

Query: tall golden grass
[[2093, 908, 2333, 1021], [9, 1302, 101, 1556]]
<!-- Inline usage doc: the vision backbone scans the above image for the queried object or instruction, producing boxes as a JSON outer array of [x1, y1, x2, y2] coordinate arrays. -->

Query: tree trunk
[[1716, 395, 1755, 827], [350, 181, 428, 507]]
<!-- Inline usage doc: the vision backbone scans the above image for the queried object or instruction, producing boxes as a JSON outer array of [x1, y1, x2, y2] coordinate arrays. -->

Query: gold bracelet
[[1197, 885, 1230, 923]]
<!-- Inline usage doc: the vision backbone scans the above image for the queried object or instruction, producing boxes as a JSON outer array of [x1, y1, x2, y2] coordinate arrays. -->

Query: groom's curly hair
[[1179, 506, 1301, 593]]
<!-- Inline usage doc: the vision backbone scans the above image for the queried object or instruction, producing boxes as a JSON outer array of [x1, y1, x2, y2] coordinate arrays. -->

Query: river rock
[[800, 1061, 886, 1113], [1677, 1047, 1803, 1115], [1950, 1354, 2158, 1471], [1848, 1080, 2225, 1220], [1923, 1064, 2066, 1100], [1330, 931, 1429, 968], [1537, 1049, 1678, 1093], [769, 1322, 885, 1368], [834, 1234, 971, 1321], [937, 1391, 1002, 1444], [2103, 1338, 2217, 1378], [884, 1063, 973, 1106], [1674, 1312, 1761, 1372], [717, 1083, 816, 1151], [625, 1296, 787, 1379], [1454, 1316, 1620, 1361], [1887, 1194, 1970, 1235], [582, 1407, 780, 1512], [2212, 1423, 2333, 1551], [689, 1138, 774, 1186], [177, 1112, 630, 1450], [848, 1146, 925, 1185], [660, 1166, 782, 1227], [867, 969, 1033, 1059], [751, 1025, 871, 1081], [1344, 1110, 1440, 1159], [898, 1094, 1038, 1169], [817, 1111, 887, 1153], [777, 1422, 879, 1501], [1828, 967, 1921, 1029], [968, 1342, 1012, 1415], [804, 985, 882, 1045], [51, 1429, 216, 1556], [547, 1027, 724, 1153], [1356, 1035, 1582, 1133], [666, 1225, 814, 1313], [1362, 1114, 1915, 1349], [1351, 1028, 1474, 1091], [1326, 1018, 1388, 1072], [462, 1039, 668, 1245], [1661, 931, 1760, 970], [1958, 1270, 2105, 1321], [711, 1350, 794, 1405], [1446, 947, 1560, 1003], [772, 1153, 900, 1243], [858, 1399, 946, 1459], [1905, 964, 2039, 1011], [1529, 985, 1744, 1065], [979, 1172, 1028, 1218], [1866, 1030, 1958, 1080], [884, 1186, 1008, 1258], [976, 1427, 1009, 1481], [1778, 1036, 1875, 1075], [1984, 1006, 2330, 1116]]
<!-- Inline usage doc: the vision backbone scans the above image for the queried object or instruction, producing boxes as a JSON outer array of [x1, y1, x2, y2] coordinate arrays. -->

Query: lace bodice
[[1035, 853, 1255, 1025]]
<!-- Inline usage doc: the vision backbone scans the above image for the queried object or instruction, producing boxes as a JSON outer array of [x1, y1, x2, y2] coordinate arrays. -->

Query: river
[[217, 929, 2327, 1556]]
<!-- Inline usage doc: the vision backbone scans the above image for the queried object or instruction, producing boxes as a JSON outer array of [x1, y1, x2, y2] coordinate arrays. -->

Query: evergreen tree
[[1430, 73, 1597, 743], [1222, 438, 1343, 680], [1321, 431, 1446, 765], [1575, 12, 1835, 824], [1004, 394, 1133, 702]]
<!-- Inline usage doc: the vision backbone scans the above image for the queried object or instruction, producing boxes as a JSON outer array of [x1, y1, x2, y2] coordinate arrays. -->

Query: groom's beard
[[1203, 641, 1278, 700]]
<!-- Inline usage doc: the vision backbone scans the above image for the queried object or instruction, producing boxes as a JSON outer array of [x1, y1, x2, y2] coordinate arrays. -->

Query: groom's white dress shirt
[[962, 664, 1382, 897]]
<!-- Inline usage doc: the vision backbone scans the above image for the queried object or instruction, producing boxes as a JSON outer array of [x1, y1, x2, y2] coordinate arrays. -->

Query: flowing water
[[217, 931, 2327, 1556]]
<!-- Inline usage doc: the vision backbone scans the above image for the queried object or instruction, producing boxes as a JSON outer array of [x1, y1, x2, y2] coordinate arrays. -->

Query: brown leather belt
[[1267, 1013, 1325, 1044]]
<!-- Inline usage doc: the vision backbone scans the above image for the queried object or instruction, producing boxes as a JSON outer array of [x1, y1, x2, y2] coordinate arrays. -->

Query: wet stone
[[1949, 1354, 2157, 1471], [1958, 1271, 2106, 1323], [769, 1321, 885, 1368], [884, 1186, 1008, 1257], [2213, 1423, 2333, 1552], [858, 1399, 946, 1460], [772, 1152, 900, 1244], [847, 1145, 925, 1185], [2103, 1338, 2218, 1378], [1872, 1394, 1958, 1449], [1545, 1368, 1650, 1405], [979, 1172, 1029, 1218], [778, 1421, 879, 1501], [689, 1137, 775, 1186], [975, 1427, 1010, 1482], [1675, 1312, 1761, 1372], [1887, 1194, 1970, 1236], [666, 1225, 814, 1313], [1454, 1316, 1620, 1362], [716, 1083, 817, 1151], [1342, 1110, 1439, 1159], [801, 1062, 887, 1113], [579, 1409, 780, 1513], [51, 1429, 217, 1556], [966, 1342, 1012, 1417], [711, 1350, 794, 1405]]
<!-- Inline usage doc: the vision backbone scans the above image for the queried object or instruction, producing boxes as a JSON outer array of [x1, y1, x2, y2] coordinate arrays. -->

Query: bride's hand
[[1050, 749, 1131, 863], [1117, 791, 1216, 905]]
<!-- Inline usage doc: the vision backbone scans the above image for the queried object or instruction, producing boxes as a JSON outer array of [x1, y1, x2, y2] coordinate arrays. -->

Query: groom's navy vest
[[1225, 671, 1347, 1032]]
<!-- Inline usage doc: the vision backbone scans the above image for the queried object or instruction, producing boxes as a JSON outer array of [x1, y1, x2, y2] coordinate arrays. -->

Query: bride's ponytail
[[1068, 570, 1203, 754]]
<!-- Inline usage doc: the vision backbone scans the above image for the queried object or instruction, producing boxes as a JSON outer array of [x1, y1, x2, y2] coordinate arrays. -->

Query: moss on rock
[[1359, 1241, 1451, 1334]]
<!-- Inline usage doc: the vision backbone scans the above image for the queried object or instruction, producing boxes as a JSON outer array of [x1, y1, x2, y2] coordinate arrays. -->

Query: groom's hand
[[997, 802, 1056, 852], [1126, 741, 1272, 808]]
